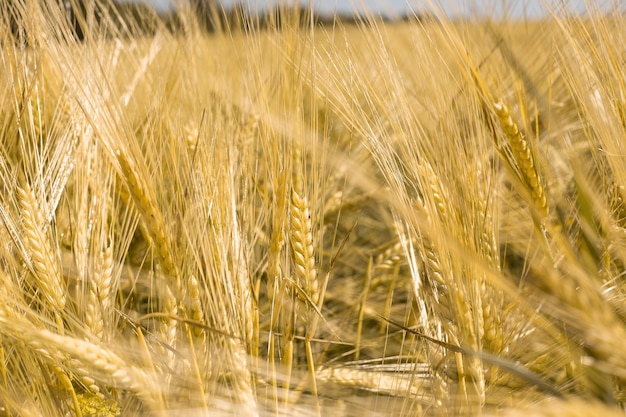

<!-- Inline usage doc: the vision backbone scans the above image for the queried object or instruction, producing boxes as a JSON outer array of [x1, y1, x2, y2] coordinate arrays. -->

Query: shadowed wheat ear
[[268, 168, 288, 303], [494, 101, 548, 220], [188, 274, 204, 338], [226, 338, 259, 417], [86, 243, 114, 341], [28, 330, 160, 410]]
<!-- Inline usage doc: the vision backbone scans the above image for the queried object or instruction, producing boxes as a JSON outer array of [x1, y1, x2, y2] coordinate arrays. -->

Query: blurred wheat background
[[0, 0, 625, 416]]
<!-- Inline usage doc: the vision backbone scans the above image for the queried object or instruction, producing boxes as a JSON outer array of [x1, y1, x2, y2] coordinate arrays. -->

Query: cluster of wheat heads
[[1, 0, 626, 416]]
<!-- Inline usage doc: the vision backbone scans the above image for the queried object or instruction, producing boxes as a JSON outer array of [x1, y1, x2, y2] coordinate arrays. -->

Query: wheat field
[[0, 0, 625, 416]]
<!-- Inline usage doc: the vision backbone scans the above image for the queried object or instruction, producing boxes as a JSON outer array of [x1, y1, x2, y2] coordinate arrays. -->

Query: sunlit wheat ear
[[290, 165, 319, 309], [115, 149, 180, 381], [494, 101, 548, 219], [412, 162, 490, 404], [18, 182, 66, 315], [115, 150, 178, 287]]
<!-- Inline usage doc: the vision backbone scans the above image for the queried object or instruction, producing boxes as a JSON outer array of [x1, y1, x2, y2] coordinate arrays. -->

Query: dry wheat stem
[[304, 340, 320, 416], [419, 162, 450, 224], [266, 168, 289, 404], [355, 256, 373, 361], [49, 363, 84, 417]]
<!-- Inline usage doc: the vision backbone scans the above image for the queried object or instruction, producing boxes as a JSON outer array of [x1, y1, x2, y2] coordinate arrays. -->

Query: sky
[[136, 0, 622, 19]]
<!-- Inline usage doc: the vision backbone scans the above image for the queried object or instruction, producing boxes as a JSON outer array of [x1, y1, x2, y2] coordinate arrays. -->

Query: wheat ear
[[115, 149, 180, 374], [316, 365, 427, 398], [475, 187, 504, 357], [18, 182, 66, 314], [86, 243, 114, 340], [188, 274, 204, 338], [290, 153, 324, 412], [115, 150, 179, 287], [290, 168, 320, 309], [268, 169, 288, 303], [30, 330, 157, 409], [494, 102, 548, 219], [227, 338, 259, 417]]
